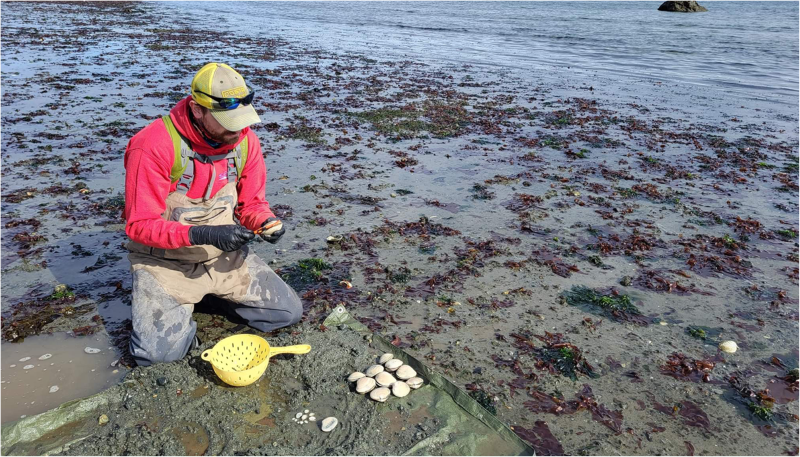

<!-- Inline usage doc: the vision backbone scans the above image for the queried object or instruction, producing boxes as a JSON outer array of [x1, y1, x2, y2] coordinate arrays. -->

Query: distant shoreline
[[3, 0, 139, 8]]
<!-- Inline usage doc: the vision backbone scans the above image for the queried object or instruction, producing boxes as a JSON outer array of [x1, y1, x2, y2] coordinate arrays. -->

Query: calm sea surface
[[168, 2, 799, 103]]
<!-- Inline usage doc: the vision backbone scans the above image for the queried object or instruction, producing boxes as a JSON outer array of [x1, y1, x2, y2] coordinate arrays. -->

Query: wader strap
[[176, 153, 196, 193], [163, 112, 246, 199]]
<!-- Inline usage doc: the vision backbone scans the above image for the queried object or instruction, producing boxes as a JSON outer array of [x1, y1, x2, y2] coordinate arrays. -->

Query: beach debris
[[347, 372, 365, 382], [370, 387, 391, 402], [19, 357, 31, 362], [384, 359, 403, 371], [38, 354, 52, 360], [365, 364, 384, 377], [9, 365, 16, 368], [326, 235, 343, 243], [321, 416, 338, 432], [23, 365, 34, 370], [295, 412, 303, 419], [392, 381, 410, 398], [375, 371, 396, 387], [379, 353, 394, 364], [395, 365, 417, 380], [302, 414, 308, 420], [719, 341, 738, 353], [84, 347, 101, 354], [407, 377, 424, 389], [356, 377, 377, 394], [339, 280, 352, 289], [98, 414, 109, 426], [49, 385, 59, 393]]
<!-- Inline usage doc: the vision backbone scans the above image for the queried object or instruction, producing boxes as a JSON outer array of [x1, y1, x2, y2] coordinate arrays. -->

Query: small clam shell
[[375, 371, 396, 387], [370, 387, 391, 402], [719, 341, 738, 354], [379, 353, 394, 364], [392, 381, 410, 398], [365, 364, 384, 377], [356, 377, 377, 394], [384, 359, 403, 371], [321, 416, 338, 432], [348, 372, 366, 382], [395, 365, 417, 380], [407, 377, 424, 389]]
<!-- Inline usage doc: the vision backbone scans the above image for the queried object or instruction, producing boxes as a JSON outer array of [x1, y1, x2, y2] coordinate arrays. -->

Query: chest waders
[[127, 115, 248, 263], [126, 115, 303, 367]]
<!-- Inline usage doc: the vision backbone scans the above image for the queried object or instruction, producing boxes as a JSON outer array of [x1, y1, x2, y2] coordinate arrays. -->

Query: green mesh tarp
[[323, 305, 533, 456]]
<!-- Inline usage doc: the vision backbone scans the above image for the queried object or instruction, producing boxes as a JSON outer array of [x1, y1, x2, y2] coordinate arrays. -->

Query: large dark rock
[[658, 1, 708, 12]]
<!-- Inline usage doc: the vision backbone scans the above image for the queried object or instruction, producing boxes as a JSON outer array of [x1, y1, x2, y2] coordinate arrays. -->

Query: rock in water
[[658, 1, 708, 12], [321, 417, 338, 432]]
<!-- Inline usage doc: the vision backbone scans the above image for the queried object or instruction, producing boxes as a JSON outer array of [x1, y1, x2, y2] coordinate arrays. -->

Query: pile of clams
[[348, 353, 425, 402]]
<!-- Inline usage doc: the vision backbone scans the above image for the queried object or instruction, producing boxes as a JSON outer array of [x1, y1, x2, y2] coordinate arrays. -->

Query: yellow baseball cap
[[191, 63, 261, 132]]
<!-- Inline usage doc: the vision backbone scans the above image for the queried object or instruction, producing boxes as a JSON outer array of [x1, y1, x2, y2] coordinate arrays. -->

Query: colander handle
[[268, 344, 312, 357], [201, 350, 212, 361]]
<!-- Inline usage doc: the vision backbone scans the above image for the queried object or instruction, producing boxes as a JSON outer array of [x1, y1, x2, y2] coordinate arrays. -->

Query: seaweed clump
[[562, 286, 648, 325], [508, 331, 598, 380], [279, 258, 332, 289], [660, 352, 715, 383]]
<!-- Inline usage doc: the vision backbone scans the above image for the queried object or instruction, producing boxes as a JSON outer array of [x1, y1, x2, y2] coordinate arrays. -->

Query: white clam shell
[[392, 381, 410, 398], [370, 387, 391, 402], [295, 412, 303, 419], [719, 341, 738, 354], [321, 416, 338, 432], [395, 365, 417, 380], [379, 353, 394, 364], [365, 364, 384, 377], [356, 377, 377, 394], [384, 359, 403, 371], [375, 371, 396, 387], [348, 372, 366, 382], [407, 377, 424, 389]]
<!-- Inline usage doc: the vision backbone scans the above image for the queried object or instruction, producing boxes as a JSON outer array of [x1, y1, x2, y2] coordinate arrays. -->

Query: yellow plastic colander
[[201, 334, 311, 387]]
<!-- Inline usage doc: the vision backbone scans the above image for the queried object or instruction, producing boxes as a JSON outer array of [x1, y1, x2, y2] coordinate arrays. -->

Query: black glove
[[259, 217, 285, 244], [188, 225, 255, 252]]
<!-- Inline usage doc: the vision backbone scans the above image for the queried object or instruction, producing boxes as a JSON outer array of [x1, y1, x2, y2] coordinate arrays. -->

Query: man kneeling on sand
[[123, 63, 302, 366]]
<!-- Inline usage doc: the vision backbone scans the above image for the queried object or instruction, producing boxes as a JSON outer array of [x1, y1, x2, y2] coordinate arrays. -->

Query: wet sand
[[1, 2, 798, 455]]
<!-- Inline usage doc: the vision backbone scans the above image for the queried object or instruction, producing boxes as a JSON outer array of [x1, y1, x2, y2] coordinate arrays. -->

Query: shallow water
[[167, 1, 800, 102], [0, 333, 126, 423]]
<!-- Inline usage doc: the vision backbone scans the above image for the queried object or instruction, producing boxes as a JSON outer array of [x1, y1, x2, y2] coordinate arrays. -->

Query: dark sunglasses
[[195, 88, 256, 110]]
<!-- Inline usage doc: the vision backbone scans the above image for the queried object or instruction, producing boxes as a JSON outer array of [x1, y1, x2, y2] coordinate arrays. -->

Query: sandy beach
[[1, 2, 798, 455]]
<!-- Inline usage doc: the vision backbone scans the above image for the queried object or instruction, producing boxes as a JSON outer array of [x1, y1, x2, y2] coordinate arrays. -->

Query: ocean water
[[169, 1, 799, 103]]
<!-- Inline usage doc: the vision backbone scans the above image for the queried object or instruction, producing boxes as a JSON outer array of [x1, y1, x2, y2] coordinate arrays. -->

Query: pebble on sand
[[84, 347, 101, 354], [49, 385, 59, 393]]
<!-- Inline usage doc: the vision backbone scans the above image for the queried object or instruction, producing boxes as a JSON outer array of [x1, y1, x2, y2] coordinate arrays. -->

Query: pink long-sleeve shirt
[[124, 97, 275, 250]]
